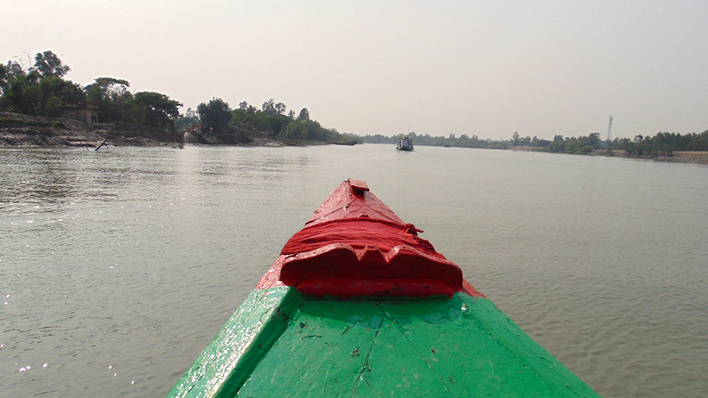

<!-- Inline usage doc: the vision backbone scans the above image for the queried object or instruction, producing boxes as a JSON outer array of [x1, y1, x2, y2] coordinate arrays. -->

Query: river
[[1, 144, 707, 397]]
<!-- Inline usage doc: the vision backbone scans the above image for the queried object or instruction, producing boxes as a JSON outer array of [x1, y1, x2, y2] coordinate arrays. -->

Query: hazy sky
[[3, 1, 707, 140]]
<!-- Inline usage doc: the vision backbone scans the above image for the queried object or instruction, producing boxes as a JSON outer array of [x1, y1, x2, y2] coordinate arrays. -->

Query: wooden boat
[[396, 136, 414, 151], [167, 179, 600, 397]]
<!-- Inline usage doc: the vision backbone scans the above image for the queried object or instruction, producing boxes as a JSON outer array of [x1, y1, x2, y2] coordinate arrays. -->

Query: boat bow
[[167, 178, 600, 398], [274, 179, 462, 297]]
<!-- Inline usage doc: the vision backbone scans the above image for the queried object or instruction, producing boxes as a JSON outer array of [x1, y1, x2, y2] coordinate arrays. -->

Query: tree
[[232, 104, 257, 128], [33, 51, 70, 79], [0, 63, 7, 94], [133, 91, 182, 129], [38, 77, 68, 116], [262, 98, 286, 115], [5, 60, 26, 80], [84, 77, 132, 122], [306, 120, 324, 141], [261, 98, 277, 114], [297, 107, 310, 121], [1, 73, 41, 114], [254, 111, 290, 136], [512, 131, 520, 146], [0, 59, 38, 113], [275, 101, 286, 115], [0, 53, 85, 116], [588, 132, 601, 148], [197, 98, 232, 133], [283, 119, 308, 140]]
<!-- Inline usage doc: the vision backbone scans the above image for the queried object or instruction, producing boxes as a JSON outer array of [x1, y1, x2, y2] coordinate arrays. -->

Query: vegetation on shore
[[179, 97, 358, 145], [365, 130, 708, 160], [0, 51, 357, 146], [0, 52, 180, 132], [2, 50, 706, 161]]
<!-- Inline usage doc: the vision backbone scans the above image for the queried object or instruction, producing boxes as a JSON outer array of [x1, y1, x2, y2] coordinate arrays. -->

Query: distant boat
[[396, 136, 414, 151]]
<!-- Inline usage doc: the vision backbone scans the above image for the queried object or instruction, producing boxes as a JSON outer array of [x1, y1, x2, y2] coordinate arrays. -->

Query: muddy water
[[1, 145, 707, 397]]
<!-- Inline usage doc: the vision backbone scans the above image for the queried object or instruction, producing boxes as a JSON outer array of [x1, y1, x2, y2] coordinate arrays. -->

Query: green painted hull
[[168, 287, 599, 397], [167, 180, 599, 397]]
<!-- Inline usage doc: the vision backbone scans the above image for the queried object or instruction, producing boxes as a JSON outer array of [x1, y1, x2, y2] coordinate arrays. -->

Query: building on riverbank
[[60, 106, 98, 125]]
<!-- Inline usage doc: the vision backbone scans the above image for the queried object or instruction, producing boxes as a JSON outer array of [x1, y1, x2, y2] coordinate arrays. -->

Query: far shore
[[512, 146, 708, 165], [2, 112, 707, 165]]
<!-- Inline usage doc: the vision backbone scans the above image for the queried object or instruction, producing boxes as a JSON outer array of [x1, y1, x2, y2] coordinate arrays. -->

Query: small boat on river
[[396, 136, 414, 151], [167, 179, 599, 397]]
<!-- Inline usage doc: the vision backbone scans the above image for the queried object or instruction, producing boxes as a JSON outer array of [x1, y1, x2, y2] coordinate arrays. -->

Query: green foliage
[[0, 63, 7, 92], [38, 78, 63, 116], [56, 78, 87, 106], [615, 131, 708, 155], [123, 101, 148, 124], [133, 91, 182, 129], [0, 56, 180, 128], [254, 112, 291, 136], [0, 51, 359, 144], [297, 108, 310, 121], [512, 131, 520, 146], [197, 98, 232, 133], [1, 73, 41, 114], [261, 98, 286, 115], [0, 52, 85, 116], [283, 119, 308, 140], [6, 49, 702, 152], [543, 133, 607, 154], [38, 77, 87, 116], [231, 104, 258, 129], [5, 60, 26, 79], [33, 50, 70, 78], [365, 128, 708, 159], [84, 77, 132, 122]]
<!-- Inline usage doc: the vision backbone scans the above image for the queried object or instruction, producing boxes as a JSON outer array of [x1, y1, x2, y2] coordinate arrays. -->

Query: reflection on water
[[1, 145, 707, 397]]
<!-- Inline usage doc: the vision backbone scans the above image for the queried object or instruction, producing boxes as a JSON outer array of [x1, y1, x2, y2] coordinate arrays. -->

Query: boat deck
[[167, 179, 598, 397], [169, 287, 598, 397]]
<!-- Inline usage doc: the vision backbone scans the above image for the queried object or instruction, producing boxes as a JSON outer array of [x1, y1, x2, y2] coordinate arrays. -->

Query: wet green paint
[[168, 288, 600, 397]]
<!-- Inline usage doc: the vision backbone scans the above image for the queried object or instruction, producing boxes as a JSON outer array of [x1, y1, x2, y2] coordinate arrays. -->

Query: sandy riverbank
[[598, 149, 708, 165], [512, 146, 708, 165], [0, 112, 288, 148], [0, 112, 181, 148]]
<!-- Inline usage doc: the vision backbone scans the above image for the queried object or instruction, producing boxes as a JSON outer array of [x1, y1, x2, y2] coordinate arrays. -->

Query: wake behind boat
[[167, 179, 599, 397]]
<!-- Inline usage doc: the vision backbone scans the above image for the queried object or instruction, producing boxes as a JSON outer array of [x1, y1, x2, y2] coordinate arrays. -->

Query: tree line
[[4, 51, 703, 151], [1, 50, 356, 144], [364, 129, 708, 155], [364, 132, 513, 149], [180, 97, 358, 144], [526, 131, 708, 155], [0, 51, 181, 130]]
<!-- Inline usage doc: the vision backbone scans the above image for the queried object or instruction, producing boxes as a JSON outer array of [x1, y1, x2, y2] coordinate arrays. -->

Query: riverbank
[[604, 149, 708, 165], [512, 146, 708, 165], [3, 112, 706, 165], [0, 112, 182, 148], [0, 112, 299, 148]]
